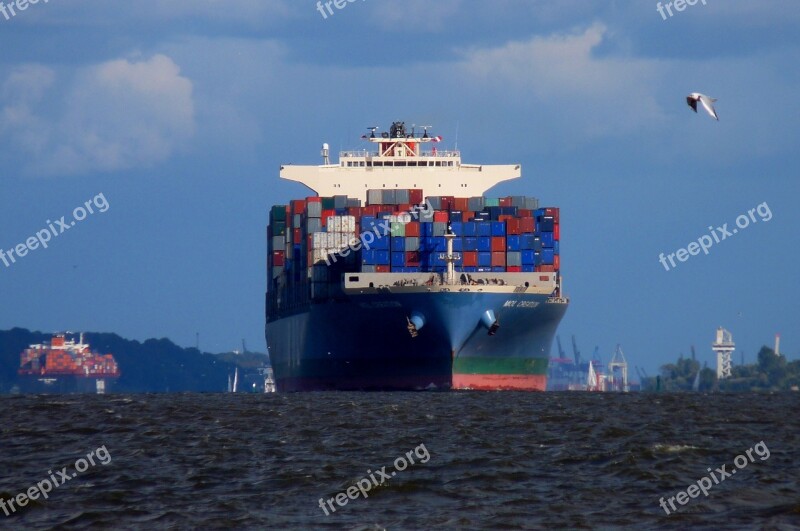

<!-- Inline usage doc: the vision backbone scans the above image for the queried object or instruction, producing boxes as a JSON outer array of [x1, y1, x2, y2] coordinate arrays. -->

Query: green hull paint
[[453, 356, 549, 375]]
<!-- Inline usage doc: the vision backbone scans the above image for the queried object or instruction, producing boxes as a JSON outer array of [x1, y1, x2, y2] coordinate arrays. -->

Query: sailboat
[[587, 360, 598, 392], [233, 367, 239, 393]]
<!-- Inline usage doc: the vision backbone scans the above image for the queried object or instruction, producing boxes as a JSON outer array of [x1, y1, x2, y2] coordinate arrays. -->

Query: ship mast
[[440, 223, 461, 285]]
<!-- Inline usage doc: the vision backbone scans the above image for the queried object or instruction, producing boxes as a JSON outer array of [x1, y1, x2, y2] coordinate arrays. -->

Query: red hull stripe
[[452, 374, 546, 391]]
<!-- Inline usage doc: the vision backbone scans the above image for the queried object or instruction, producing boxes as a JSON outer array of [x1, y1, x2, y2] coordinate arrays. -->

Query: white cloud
[[458, 24, 666, 138], [1, 54, 195, 176]]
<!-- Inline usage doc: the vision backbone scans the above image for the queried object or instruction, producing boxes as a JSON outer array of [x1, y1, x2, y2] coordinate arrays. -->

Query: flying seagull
[[686, 93, 718, 120]]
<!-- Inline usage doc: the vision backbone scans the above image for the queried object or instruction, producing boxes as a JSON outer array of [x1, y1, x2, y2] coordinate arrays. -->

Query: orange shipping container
[[405, 222, 420, 237], [462, 251, 478, 267], [491, 252, 506, 267], [491, 237, 506, 252], [453, 197, 469, 211], [520, 217, 535, 233]]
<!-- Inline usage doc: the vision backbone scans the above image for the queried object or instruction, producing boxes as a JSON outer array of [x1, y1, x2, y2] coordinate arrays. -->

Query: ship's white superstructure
[[280, 122, 520, 201]]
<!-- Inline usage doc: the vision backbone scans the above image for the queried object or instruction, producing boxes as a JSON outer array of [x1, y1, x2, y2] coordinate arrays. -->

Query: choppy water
[[1, 393, 798, 530]]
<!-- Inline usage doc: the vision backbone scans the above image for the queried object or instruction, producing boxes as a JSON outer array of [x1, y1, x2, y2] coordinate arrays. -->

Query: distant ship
[[17, 333, 120, 394], [266, 121, 568, 391]]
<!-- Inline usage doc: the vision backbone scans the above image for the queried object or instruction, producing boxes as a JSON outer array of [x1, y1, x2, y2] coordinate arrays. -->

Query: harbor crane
[[571, 335, 581, 365], [556, 336, 567, 360]]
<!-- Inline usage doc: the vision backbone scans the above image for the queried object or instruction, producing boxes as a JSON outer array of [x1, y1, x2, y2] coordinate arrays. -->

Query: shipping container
[[491, 252, 506, 267]]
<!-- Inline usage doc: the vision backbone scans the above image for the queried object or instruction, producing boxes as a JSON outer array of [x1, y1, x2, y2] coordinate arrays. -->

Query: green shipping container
[[390, 222, 406, 237]]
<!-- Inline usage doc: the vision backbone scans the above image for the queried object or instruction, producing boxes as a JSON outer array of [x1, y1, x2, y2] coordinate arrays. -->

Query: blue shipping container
[[477, 237, 491, 252], [522, 250, 536, 265], [464, 237, 478, 251], [541, 232, 555, 248], [507, 235, 521, 251], [491, 221, 506, 236], [463, 222, 477, 237], [478, 252, 491, 267], [542, 249, 555, 265]]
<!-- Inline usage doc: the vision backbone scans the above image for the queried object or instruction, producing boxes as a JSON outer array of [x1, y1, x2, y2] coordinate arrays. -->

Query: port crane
[[556, 335, 568, 360], [571, 335, 581, 365]]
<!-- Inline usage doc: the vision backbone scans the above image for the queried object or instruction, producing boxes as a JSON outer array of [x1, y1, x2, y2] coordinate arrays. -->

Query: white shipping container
[[312, 232, 327, 249]]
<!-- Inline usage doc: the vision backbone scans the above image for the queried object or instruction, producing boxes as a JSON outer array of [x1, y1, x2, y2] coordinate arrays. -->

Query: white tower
[[608, 344, 629, 392], [713, 327, 734, 379]]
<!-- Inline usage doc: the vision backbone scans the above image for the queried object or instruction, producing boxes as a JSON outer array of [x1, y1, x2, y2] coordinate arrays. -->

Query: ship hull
[[266, 291, 567, 391], [16, 375, 117, 394]]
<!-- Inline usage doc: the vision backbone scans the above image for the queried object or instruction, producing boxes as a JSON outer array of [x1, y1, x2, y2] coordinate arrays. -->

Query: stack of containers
[[268, 191, 558, 313], [534, 207, 560, 272]]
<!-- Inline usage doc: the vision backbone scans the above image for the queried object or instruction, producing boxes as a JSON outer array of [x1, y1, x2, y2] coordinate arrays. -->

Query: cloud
[[458, 24, 665, 138], [1, 54, 195, 176]]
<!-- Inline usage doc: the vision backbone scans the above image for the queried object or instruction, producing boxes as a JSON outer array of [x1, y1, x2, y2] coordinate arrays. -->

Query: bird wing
[[686, 96, 698, 112], [698, 95, 719, 120]]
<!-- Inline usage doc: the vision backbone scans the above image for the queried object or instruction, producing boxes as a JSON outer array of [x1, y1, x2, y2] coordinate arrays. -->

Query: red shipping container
[[321, 209, 336, 226], [491, 252, 506, 267], [306, 196, 322, 203], [463, 211, 475, 222], [498, 215, 512, 223], [433, 211, 449, 223], [293, 228, 302, 243], [554, 255, 560, 270], [406, 251, 421, 266], [545, 207, 560, 222], [397, 204, 413, 213], [491, 237, 506, 252], [376, 265, 390, 273], [535, 265, 555, 272], [520, 217, 535, 233], [453, 197, 469, 211], [291, 200, 306, 215], [554, 223, 560, 241], [409, 189, 424, 204], [500, 197, 512, 207], [518, 209, 532, 217], [462, 251, 478, 267], [272, 251, 285, 266], [507, 266, 521, 272], [405, 222, 420, 237], [506, 218, 522, 235]]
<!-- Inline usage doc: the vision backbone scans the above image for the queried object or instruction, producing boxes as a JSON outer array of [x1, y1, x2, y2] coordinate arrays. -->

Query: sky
[[0, 0, 798, 375]]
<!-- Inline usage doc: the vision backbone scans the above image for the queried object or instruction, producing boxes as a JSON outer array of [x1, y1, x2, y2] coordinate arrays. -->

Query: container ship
[[18, 333, 120, 394], [266, 122, 568, 391]]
